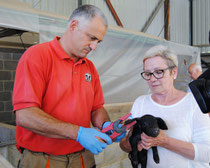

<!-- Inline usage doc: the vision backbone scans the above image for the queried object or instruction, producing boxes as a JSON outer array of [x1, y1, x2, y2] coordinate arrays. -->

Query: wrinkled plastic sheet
[[88, 27, 200, 103], [0, 7, 200, 104], [0, 8, 39, 33]]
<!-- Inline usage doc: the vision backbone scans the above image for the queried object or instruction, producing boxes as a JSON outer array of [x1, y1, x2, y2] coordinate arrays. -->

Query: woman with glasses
[[120, 45, 210, 168]]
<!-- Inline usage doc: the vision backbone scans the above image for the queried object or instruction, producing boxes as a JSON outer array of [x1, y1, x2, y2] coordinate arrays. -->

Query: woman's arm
[[121, 129, 195, 160], [120, 128, 142, 153], [191, 105, 210, 162], [120, 135, 132, 153], [140, 130, 195, 160]]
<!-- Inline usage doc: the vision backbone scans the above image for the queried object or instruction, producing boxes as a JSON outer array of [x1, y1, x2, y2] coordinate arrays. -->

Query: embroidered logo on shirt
[[85, 73, 91, 82]]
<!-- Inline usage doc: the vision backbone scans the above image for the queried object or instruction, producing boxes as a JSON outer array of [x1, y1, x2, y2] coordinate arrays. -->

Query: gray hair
[[69, 5, 108, 28], [143, 45, 178, 68]]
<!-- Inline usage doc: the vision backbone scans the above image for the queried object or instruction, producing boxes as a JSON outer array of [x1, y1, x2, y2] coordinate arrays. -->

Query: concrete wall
[[0, 123, 17, 168], [0, 103, 133, 168], [0, 153, 14, 168], [0, 49, 24, 125]]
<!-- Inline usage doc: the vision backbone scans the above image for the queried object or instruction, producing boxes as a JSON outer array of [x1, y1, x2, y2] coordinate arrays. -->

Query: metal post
[[164, 0, 170, 40], [141, 0, 165, 33], [105, 0, 123, 27]]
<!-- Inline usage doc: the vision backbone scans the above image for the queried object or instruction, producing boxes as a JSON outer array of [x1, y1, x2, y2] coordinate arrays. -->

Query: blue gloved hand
[[102, 121, 126, 143], [76, 127, 112, 155], [102, 121, 112, 130]]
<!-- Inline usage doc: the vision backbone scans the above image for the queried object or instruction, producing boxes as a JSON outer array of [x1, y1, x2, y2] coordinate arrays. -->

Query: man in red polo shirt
[[13, 5, 125, 168]]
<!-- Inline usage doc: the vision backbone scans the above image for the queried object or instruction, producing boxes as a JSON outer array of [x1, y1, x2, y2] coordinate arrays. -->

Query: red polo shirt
[[13, 37, 104, 155]]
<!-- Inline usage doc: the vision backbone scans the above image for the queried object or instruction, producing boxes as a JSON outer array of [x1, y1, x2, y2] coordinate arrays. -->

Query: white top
[[130, 92, 210, 168]]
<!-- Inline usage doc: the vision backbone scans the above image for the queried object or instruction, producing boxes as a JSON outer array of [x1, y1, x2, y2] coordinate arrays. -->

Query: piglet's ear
[[156, 117, 168, 130]]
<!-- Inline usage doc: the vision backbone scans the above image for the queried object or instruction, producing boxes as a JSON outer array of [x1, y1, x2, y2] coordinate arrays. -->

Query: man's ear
[[156, 117, 168, 130], [68, 20, 79, 31]]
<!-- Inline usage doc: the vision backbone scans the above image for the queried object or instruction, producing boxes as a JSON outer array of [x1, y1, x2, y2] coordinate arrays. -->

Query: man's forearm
[[91, 107, 110, 129], [16, 107, 79, 140]]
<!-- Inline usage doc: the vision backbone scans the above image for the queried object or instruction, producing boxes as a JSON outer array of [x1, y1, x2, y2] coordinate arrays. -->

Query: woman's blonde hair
[[143, 45, 178, 68]]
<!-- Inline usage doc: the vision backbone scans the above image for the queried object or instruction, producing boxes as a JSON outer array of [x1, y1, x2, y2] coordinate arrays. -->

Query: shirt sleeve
[[13, 46, 47, 111], [192, 104, 210, 162]]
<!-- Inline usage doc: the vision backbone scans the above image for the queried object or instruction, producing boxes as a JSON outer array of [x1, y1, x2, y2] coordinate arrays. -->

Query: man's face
[[188, 69, 196, 80], [70, 16, 107, 59]]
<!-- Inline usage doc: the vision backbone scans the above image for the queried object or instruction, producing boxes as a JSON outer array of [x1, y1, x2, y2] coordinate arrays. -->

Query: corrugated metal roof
[[82, 0, 164, 37], [16, 0, 77, 17], [170, 0, 190, 45], [193, 0, 210, 53]]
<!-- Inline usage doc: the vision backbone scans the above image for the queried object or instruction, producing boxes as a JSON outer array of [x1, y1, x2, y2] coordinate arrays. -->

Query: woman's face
[[144, 56, 177, 94]]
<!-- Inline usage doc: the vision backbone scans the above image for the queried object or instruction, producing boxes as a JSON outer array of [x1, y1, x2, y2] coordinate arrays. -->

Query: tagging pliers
[[101, 113, 136, 140]]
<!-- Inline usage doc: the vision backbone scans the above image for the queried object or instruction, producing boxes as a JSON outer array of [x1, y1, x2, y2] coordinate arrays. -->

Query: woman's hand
[[140, 130, 168, 150], [139, 130, 195, 160], [137, 141, 143, 151]]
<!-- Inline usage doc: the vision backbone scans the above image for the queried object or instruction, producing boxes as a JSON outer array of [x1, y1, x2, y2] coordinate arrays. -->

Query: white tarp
[[88, 27, 200, 103], [0, 2, 200, 103], [0, 0, 39, 33], [0, 7, 39, 33]]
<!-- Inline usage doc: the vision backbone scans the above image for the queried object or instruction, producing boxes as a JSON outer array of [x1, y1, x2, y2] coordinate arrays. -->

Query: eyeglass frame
[[141, 66, 176, 81]]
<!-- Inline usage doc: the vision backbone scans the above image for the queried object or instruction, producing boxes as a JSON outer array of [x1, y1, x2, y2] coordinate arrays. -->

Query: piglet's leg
[[129, 136, 140, 168], [139, 149, 148, 168], [152, 146, 160, 164]]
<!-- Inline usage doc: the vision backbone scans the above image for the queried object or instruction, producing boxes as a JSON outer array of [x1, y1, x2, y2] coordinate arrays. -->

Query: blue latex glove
[[102, 121, 126, 143], [102, 121, 112, 129], [76, 127, 112, 155]]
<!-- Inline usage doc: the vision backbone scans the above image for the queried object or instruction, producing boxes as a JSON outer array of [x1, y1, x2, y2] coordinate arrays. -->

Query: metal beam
[[141, 0, 165, 33], [0, 28, 27, 38], [189, 0, 193, 45], [192, 44, 210, 47], [105, 0, 123, 27], [0, 41, 32, 49], [164, 0, 170, 40]]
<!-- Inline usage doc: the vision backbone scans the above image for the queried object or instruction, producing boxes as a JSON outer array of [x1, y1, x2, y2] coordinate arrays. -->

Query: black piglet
[[125, 114, 168, 168]]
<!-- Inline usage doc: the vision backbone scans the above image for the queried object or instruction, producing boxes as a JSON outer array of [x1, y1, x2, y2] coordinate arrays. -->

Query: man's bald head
[[188, 63, 202, 80]]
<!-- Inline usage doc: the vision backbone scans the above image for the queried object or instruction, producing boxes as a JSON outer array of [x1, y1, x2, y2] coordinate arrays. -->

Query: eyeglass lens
[[142, 70, 164, 80]]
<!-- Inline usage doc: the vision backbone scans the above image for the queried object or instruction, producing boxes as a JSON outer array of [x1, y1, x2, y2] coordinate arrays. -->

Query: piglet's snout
[[150, 128, 159, 137]]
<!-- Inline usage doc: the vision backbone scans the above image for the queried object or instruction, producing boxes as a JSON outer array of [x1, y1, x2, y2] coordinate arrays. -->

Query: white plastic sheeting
[[0, 7, 39, 33], [0, 3, 200, 104], [39, 15, 68, 43], [0, 0, 68, 35], [88, 27, 200, 103]]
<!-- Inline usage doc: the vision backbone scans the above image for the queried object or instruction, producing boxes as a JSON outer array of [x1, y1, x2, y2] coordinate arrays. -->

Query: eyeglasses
[[141, 66, 175, 81]]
